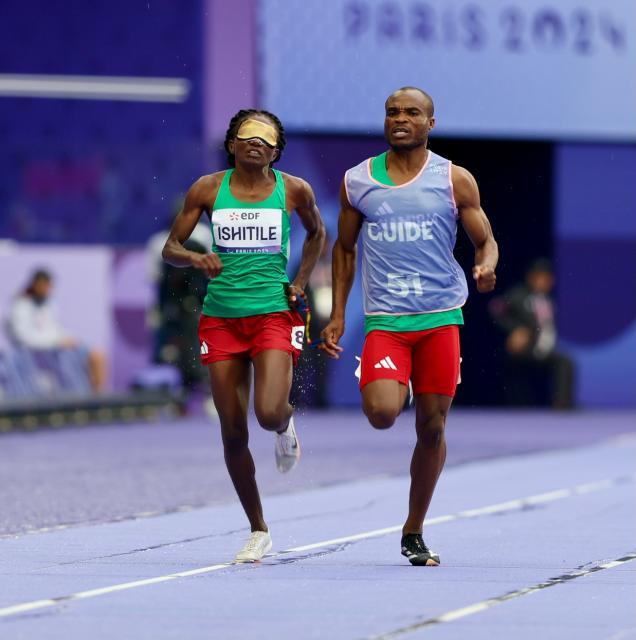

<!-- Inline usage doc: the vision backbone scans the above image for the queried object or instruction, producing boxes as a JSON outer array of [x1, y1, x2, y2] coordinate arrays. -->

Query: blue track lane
[[1, 433, 634, 639]]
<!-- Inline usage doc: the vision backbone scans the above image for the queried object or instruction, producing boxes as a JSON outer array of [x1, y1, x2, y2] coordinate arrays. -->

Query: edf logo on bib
[[229, 211, 261, 221]]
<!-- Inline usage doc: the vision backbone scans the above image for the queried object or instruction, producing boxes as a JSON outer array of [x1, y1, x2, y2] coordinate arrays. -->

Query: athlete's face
[[384, 91, 435, 150], [229, 114, 280, 168]]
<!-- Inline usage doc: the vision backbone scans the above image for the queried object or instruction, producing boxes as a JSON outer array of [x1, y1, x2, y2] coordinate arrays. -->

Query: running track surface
[[1, 410, 635, 639]]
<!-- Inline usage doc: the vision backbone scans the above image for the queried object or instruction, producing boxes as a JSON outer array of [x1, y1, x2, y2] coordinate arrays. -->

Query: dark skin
[[320, 89, 498, 540], [163, 114, 326, 532]]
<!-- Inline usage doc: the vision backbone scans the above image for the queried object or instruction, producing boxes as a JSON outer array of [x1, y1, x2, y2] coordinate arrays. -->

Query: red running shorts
[[198, 311, 305, 366], [359, 325, 461, 397]]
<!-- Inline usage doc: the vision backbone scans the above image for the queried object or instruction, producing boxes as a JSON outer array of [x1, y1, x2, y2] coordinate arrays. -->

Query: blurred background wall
[[0, 0, 634, 408]]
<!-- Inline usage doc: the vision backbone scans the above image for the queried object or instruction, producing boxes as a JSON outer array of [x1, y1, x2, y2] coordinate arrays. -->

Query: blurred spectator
[[146, 212, 211, 389], [490, 259, 575, 409], [6, 268, 107, 392]]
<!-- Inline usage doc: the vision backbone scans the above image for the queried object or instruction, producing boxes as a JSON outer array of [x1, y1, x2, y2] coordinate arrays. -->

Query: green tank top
[[202, 168, 291, 318]]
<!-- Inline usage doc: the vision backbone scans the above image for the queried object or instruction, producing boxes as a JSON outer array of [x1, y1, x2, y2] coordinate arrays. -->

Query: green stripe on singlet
[[364, 308, 464, 335], [371, 152, 396, 186]]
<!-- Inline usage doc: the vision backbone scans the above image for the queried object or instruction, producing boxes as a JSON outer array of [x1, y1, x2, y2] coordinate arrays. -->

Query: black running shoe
[[401, 534, 440, 566]]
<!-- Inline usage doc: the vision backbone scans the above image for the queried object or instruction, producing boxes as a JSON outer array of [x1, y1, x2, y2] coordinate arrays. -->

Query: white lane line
[[0, 474, 632, 620], [5, 475, 627, 541], [368, 552, 636, 639], [287, 525, 402, 553], [0, 565, 232, 617], [0, 600, 56, 617], [0, 74, 190, 102]]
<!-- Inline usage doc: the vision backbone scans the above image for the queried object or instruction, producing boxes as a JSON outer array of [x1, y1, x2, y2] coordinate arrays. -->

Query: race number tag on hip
[[291, 325, 305, 350], [213, 208, 282, 254]]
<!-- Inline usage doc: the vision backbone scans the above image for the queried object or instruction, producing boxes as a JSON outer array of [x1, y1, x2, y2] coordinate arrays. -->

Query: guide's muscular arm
[[453, 165, 499, 293], [162, 174, 224, 278], [320, 180, 363, 358]]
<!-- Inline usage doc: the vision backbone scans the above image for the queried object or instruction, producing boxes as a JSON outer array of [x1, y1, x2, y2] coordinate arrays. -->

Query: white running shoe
[[275, 416, 300, 473], [235, 530, 272, 563]]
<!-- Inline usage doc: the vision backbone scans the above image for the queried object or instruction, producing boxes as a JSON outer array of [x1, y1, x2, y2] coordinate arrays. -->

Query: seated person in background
[[489, 259, 575, 409], [6, 269, 107, 393]]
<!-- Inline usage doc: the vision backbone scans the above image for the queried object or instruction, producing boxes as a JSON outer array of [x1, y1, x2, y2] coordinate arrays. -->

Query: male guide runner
[[163, 111, 326, 562], [321, 87, 498, 566]]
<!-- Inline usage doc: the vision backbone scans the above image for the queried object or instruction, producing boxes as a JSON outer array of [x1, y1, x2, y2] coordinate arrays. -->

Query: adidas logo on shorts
[[200, 342, 209, 355], [374, 356, 397, 370]]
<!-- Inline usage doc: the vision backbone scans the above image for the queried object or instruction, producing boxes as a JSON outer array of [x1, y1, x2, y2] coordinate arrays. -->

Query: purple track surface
[[1, 409, 635, 638]]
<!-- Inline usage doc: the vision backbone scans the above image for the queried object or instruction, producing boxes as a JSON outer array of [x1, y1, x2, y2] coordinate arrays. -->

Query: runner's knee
[[363, 398, 399, 430], [415, 417, 446, 448], [255, 403, 288, 431]]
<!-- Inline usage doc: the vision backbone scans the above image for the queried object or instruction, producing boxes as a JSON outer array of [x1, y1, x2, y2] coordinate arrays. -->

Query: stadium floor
[[1, 409, 634, 638]]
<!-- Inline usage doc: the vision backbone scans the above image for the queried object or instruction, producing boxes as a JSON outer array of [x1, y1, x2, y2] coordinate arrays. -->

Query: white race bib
[[291, 325, 305, 350], [213, 208, 282, 254]]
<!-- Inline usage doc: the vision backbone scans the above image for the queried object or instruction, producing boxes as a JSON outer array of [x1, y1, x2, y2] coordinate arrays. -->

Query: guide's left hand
[[473, 265, 496, 293]]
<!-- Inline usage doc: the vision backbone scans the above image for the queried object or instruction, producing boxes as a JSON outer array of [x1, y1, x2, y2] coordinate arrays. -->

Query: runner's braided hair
[[224, 109, 286, 168]]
